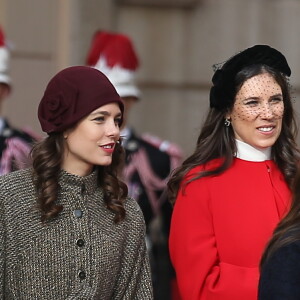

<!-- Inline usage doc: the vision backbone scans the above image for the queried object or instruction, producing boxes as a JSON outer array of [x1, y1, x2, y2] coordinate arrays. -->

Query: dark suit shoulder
[[259, 240, 300, 300], [9, 127, 36, 144], [1, 119, 36, 143], [139, 138, 171, 160], [126, 133, 171, 159], [125, 133, 171, 178]]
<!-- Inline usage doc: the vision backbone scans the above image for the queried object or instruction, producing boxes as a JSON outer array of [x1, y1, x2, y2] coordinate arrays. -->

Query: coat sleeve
[[258, 241, 300, 300], [113, 198, 153, 300], [169, 176, 219, 300]]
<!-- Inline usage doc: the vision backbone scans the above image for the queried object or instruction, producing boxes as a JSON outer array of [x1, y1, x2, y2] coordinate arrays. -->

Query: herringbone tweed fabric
[[0, 168, 153, 299]]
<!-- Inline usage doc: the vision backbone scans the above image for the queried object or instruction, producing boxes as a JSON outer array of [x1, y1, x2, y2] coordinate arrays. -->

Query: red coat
[[169, 158, 291, 300]]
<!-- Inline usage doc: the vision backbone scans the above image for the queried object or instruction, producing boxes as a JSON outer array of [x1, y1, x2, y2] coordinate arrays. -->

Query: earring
[[224, 118, 231, 127]]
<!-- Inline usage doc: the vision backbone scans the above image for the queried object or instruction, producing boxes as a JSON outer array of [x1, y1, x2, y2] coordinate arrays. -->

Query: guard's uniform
[[0, 27, 36, 175], [0, 119, 35, 175], [123, 127, 182, 300], [85, 30, 183, 300]]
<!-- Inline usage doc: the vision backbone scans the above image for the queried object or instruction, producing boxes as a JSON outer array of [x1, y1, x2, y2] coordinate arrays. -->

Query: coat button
[[78, 270, 86, 280], [76, 239, 85, 247], [73, 209, 83, 218]]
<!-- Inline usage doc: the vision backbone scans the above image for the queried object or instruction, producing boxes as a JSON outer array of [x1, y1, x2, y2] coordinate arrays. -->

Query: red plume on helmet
[[0, 27, 5, 47], [86, 31, 139, 71], [0, 26, 10, 86], [85, 31, 140, 99]]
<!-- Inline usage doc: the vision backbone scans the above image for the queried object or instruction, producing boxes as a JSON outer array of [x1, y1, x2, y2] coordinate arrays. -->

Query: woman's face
[[62, 103, 122, 176], [227, 72, 284, 150]]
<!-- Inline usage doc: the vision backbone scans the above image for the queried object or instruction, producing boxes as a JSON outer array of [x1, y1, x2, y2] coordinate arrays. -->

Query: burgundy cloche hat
[[38, 66, 124, 133]]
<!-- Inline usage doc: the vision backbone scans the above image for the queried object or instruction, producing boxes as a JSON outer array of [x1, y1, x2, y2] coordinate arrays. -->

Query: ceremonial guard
[[0, 26, 35, 175], [86, 30, 183, 299]]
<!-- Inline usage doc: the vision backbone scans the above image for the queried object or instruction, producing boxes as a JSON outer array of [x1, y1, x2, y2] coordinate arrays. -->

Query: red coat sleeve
[[169, 175, 219, 299]]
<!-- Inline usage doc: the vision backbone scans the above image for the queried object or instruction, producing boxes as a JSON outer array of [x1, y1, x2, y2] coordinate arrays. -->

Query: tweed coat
[[0, 168, 153, 299]]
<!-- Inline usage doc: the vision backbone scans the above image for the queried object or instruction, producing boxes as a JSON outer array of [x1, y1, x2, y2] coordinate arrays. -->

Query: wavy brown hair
[[31, 133, 128, 223], [168, 65, 300, 204]]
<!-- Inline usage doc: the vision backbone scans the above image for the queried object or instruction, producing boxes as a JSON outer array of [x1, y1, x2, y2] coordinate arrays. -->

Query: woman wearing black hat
[[0, 66, 153, 299], [168, 45, 300, 300]]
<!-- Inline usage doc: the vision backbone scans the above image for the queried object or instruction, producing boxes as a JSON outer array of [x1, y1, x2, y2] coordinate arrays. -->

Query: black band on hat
[[209, 45, 291, 111]]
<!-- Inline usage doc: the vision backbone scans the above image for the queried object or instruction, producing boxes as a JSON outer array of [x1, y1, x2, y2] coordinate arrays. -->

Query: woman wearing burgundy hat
[[168, 45, 300, 300], [0, 66, 153, 299]]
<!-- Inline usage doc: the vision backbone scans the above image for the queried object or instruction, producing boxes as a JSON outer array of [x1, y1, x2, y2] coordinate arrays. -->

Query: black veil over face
[[209, 45, 291, 112]]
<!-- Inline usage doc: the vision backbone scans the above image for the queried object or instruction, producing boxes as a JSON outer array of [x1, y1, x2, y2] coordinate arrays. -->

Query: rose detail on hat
[[38, 66, 123, 133], [45, 93, 69, 127]]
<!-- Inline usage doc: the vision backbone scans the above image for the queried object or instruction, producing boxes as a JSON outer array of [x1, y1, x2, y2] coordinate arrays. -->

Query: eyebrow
[[243, 97, 259, 101], [242, 93, 283, 101], [90, 111, 122, 117], [270, 93, 283, 98]]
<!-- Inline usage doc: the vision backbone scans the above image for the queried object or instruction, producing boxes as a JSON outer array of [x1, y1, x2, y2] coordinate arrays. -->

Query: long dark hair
[[31, 133, 128, 223], [168, 64, 300, 204], [260, 168, 300, 267]]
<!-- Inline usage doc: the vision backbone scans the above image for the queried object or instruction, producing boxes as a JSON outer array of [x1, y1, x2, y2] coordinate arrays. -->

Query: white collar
[[235, 139, 271, 162]]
